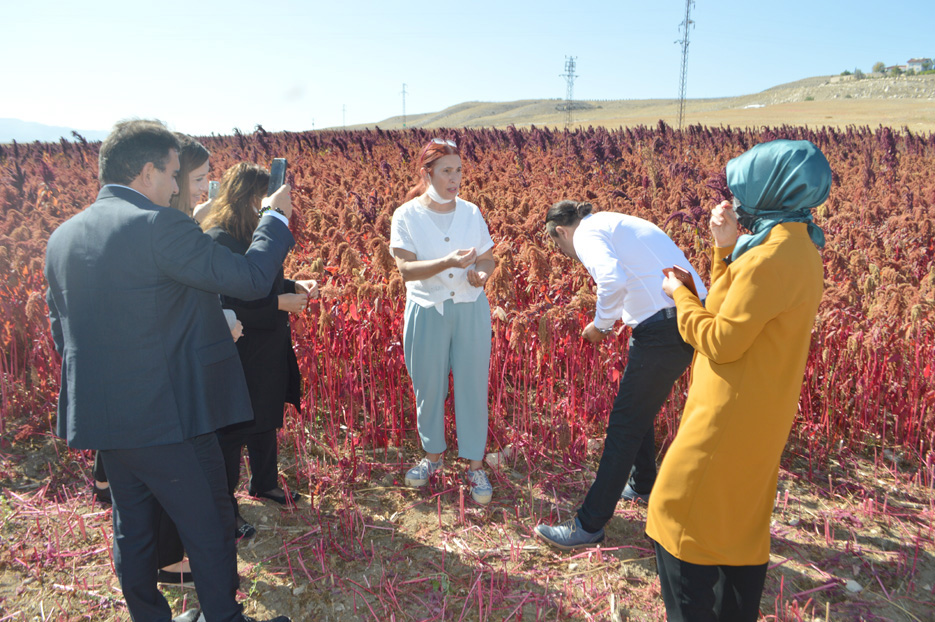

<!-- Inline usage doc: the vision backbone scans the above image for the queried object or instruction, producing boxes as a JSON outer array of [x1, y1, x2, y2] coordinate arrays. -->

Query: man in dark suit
[[45, 119, 292, 622]]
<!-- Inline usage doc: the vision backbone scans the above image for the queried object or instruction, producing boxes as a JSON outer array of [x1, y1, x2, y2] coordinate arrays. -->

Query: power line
[[558, 56, 578, 129], [400, 83, 408, 129], [676, 0, 695, 131]]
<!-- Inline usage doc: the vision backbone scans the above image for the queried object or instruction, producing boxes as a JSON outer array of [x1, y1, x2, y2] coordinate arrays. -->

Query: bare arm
[[393, 247, 478, 282], [466, 248, 496, 287]]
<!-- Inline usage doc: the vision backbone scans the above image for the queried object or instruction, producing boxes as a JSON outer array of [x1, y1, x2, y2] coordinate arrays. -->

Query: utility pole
[[401, 83, 408, 128], [676, 0, 695, 131], [559, 56, 578, 129]]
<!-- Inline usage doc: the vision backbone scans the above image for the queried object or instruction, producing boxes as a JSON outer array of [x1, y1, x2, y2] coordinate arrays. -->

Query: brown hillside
[[353, 74, 935, 132]]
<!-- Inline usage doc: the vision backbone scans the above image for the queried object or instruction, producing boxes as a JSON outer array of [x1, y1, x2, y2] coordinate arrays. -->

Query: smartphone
[[663, 265, 699, 297], [267, 158, 287, 196], [208, 180, 220, 199]]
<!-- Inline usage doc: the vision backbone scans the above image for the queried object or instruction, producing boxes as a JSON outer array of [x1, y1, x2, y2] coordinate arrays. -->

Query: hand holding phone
[[662, 265, 699, 297], [267, 158, 287, 196], [260, 183, 293, 220]]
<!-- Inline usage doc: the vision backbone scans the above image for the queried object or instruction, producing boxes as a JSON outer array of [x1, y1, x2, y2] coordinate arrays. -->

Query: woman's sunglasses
[[431, 138, 457, 148]]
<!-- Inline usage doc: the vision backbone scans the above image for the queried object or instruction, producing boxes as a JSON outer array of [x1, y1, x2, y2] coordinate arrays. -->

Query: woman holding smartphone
[[201, 163, 317, 538], [647, 140, 830, 621], [390, 138, 496, 505]]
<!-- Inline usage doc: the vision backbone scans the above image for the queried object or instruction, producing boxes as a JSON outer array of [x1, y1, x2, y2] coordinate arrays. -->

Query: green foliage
[[872, 61, 886, 73]]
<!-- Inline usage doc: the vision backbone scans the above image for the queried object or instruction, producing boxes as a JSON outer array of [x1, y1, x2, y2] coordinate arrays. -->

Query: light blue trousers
[[403, 296, 492, 461]]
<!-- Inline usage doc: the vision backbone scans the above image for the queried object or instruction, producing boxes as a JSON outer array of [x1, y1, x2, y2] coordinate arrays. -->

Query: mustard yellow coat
[[645, 223, 823, 566]]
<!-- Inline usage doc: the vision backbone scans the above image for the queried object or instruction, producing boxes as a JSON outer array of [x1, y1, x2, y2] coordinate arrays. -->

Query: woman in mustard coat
[[646, 140, 831, 621]]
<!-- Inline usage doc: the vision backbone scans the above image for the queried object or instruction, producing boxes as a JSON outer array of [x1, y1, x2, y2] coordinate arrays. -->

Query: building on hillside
[[906, 58, 932, 72]]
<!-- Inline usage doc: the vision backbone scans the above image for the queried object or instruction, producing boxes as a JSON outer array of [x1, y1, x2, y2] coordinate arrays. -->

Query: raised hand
[[261, 184, 293, 219], [710, 200, 740, 248]]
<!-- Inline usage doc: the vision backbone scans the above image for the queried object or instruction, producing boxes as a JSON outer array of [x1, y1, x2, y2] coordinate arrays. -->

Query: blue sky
[[1, 0, 932, 136]]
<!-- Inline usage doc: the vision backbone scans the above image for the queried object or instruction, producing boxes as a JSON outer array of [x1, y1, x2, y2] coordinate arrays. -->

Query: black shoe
[[243, 616, 290, 622], [251, 488, 299, 506], [171, 608, 200, 622], [157, 568, 194, 586], [92, 483, 112, 505], [235, 516, 256, 540]]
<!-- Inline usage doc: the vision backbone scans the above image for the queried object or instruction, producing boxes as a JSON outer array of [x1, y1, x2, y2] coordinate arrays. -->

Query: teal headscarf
[[726, 139, 832, 262]]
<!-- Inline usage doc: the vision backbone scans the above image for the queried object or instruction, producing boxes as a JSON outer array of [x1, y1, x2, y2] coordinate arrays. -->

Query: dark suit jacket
[[44, 185, 295, 450], [206, 227, 301, 434]]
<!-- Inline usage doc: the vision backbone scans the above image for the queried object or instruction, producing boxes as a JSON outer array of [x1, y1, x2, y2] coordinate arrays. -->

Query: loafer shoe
[[534, 517, 604, 551], [404, 457, 442, 487], [92, 483, 112, 505], [171, 609, 200, 622], [235, 516, 257, 541], [251, 488, 300, 506], [621, 483, 650, 504]]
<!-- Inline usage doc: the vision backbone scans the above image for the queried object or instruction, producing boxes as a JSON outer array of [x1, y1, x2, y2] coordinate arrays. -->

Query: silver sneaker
[[465, 469, 493, 505], [404, 457, 442, 487]]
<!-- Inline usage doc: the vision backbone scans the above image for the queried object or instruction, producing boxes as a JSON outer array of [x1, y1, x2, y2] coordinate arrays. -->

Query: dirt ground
[[0, 432, 933, 622]]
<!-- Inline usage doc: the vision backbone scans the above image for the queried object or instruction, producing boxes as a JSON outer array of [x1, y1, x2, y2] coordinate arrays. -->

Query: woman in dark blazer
[[200, 163, 317, 538]]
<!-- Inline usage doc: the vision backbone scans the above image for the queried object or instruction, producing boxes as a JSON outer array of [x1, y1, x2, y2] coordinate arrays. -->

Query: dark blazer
[[44, 185, 294, 450], [206, 227, 301, 434]]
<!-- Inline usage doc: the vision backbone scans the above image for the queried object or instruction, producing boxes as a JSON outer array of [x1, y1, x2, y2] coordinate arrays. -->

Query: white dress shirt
[[573, 212, 707, 329]]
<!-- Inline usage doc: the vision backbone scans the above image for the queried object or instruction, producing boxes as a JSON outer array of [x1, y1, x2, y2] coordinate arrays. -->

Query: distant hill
[[0, 118, 108, 144], [5, 74, 934, 143], [351, 74, 935, 133]]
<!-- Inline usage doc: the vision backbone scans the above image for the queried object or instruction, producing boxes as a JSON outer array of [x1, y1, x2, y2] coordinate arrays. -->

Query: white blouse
[[390, 197, 494, 314], [574, 212, 708, 329]]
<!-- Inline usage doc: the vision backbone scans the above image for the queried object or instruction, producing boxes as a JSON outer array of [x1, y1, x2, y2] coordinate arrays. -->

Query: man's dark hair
[[98, 119, 181, 185], [545, 200, 594, 237]]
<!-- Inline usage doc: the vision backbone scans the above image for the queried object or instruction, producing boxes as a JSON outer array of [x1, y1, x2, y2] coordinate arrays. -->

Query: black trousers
[[93, 451, 184, 568], [654, 540, 768, 622], [217, 427, 279, 516], [101, 434, 241, 622], [576, 315, 694, 533]]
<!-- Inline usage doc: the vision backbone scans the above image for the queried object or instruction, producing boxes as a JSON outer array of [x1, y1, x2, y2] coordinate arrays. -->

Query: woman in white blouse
[[390, 138, 496, 505]]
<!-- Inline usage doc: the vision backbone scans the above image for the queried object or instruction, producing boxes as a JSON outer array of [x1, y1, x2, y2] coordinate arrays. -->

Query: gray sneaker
[[534, 517, 605, 551], [404, 457, 442, 487], [621, 483, 650, 504], [465, 469, 493, 505]]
